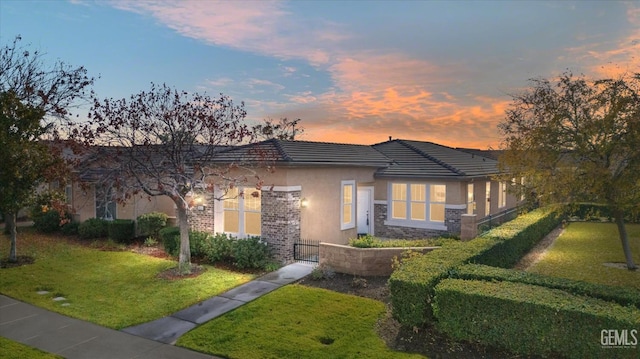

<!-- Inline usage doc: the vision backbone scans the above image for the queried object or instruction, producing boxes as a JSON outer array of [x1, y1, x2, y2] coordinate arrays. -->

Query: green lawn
[[177, 285, 425, 359], [0, 337, 63, 359], [0, 228, 255, 329], [527, 222, 640, 290]]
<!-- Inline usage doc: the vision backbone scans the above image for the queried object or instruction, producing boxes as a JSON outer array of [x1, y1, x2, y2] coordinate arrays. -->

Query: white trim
[[445, 204, 467, 210], [341, 180, 356, 230], [374, 200, 387, 205], [384, 219, 447, 231], [270, 185, 302, 192]]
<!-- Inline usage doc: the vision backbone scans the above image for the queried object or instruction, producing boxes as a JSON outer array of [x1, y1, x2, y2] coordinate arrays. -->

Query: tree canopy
[[498, 71, 640, 269]]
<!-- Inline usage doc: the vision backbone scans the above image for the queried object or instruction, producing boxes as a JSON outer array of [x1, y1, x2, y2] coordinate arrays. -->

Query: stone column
[[460, 214, 477, 241], [261, 187, 301, 264], [187, 193, 214, 233]]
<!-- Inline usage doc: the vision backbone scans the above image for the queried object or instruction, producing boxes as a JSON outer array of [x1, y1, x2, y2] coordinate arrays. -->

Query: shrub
[[389, 206, 563, 327], [78, 218, 109, 240], [136, 212, 168, 238], [433, 279, 640, 359], [160, 228, 212, 258], [33, 209, 68, 233], [159, 226, 181, 256], [60, 221, 79, 236], [201, 233, 234, 263], [108, 219, 135, 244], [473, 206, 564, 268], [310, 264, 336, 280], [350, 234, 454, 248], [189, 231, 210, 257], [453, 263, 640, 309], [231, 236, 271, 270], [349, 234, 381, 248]]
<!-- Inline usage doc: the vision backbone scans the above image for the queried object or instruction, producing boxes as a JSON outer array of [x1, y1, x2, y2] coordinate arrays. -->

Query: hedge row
[[453, 263, 640, 309], [434, 279, 640, 359], [389, 206, 563, 327], [568, 203, 640, 223]]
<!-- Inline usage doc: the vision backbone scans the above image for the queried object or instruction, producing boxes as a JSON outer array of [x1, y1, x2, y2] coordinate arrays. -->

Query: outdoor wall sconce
[[300, 198, 309, 208]]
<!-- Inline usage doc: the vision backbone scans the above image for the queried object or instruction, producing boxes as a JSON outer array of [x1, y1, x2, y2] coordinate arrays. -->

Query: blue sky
[[1, 1, 638, 148]]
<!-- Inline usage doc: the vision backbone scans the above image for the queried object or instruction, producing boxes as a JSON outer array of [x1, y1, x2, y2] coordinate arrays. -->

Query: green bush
[[60, 221, 79, 236], [350, 234, 455, 248], [232, 236, 271, 270], [159, 226, 181, 256], [160, 228, 212, 258], [201, 233, 234, 263], [433, 279, 640, 359], [389, 237, 496, 326], [189, 231, 210, 257], [567, 203, 640, 223], [472, 206, 564, 268], [389, 206, 563, 327], [453, 263, 640, 309], [33, 209, 69, 233], [108, 219, 135, 244], [78, 218, 109, 240], [136, 212, 168, 238]]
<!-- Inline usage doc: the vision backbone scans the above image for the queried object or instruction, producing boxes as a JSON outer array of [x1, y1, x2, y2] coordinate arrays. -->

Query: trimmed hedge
[[568, 203, 640, 223], [388, 237, 496, 326], [78, 218, 109, 240], [159, 226, 181, 256], [389, 207, 562, 326], [453, 263, 640, 309], [136, 212, 168, 238], [108, 219, 135, 244], [434, 279, 640, 359], [472, 207, 563, 268]]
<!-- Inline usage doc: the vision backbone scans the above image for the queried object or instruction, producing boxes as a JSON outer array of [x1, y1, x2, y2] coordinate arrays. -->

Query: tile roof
[[372, 139, 499, 178], [215, 139, 393, 167]]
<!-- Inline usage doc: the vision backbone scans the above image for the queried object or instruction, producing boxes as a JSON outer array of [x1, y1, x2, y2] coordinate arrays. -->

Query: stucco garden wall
[[319, 242, 438, 276]]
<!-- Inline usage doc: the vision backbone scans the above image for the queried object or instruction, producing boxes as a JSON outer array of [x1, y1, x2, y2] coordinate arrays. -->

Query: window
[[467, 183, 475, 215], [224, 187, 261, 236], [485, 182, 491, 216], [430, 184, 445, 222], [389, 182, 446, 226], [65, 184, 73, 205], [341, 181, 355, 230], [498, 181, 507, 208], [96, 184, 116, 220]]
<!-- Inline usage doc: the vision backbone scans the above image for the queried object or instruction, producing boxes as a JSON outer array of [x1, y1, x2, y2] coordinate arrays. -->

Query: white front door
[[357, 187, 373, 235]]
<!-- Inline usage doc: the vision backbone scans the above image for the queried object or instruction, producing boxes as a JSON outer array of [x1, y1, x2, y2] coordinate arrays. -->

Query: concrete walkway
[[0, 262, 314, 358]]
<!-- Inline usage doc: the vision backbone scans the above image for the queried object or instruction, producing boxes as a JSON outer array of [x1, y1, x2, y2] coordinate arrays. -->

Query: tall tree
[[499, 72, 640, 270], [0, 90, 50, 261], [82, 83, 263, 274], [0, 35, 95, 260]]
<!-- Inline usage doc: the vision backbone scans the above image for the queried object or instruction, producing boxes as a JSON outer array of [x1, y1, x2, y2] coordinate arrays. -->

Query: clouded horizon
[[1, 1, 638, 149]]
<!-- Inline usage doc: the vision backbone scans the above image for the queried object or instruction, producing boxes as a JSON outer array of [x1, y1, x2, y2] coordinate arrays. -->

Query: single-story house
[[54, 138, 520, 262]]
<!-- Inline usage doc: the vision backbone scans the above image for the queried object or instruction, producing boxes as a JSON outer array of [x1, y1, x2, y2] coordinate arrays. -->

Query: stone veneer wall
[[444, 208, 465, 234], [188, 193, 214, 233], [374, 203, 462, 239], [261, 189, 301, 264], [319, 243, 439, 276]]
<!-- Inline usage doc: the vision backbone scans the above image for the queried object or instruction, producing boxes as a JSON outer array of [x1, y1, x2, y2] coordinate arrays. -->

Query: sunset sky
[[1, 1, 638, 149]]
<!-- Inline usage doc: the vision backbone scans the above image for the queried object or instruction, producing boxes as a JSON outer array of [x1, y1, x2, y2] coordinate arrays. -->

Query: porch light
[[300, 198, 309, 208]]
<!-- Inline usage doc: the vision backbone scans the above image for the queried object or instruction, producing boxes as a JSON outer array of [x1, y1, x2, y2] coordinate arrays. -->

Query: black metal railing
[[477, 206, 520, 235], [294, 239, 319, 263]]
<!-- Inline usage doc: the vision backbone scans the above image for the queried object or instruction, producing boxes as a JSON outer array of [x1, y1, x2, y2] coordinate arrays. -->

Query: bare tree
[[499, 72, 640, 270], [81, 83, 271, 274]]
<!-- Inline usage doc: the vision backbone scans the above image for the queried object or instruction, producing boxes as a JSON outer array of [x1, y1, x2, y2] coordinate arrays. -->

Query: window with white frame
[[389, 182, 446, 226], [467, 183, 475, 215], [498, 181, 507, 208], [341, 180, 355, 230], [224, 187, 261, 236], [485, 182, 491, 216]]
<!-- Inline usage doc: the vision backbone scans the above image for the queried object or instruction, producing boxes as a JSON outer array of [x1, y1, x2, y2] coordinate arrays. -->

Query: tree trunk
[[7, 212, 17, 262], [613, 209, 637, 270], [176, 204, 192, 274]]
